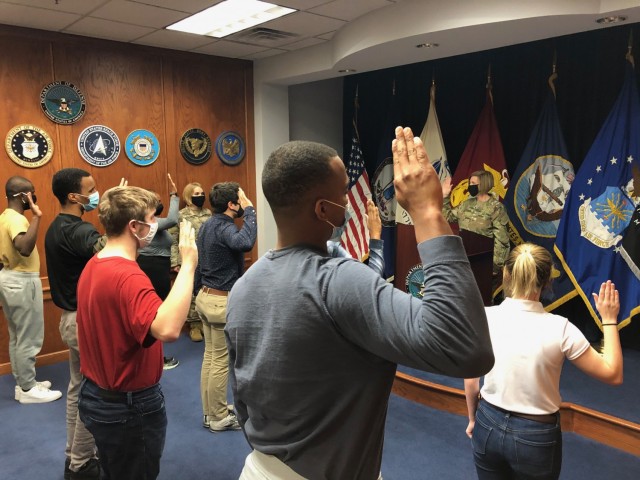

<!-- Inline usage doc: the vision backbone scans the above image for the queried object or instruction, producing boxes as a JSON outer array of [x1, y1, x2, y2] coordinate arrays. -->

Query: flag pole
[[486, 64, 493, 104], [548, 51, 558, 99]]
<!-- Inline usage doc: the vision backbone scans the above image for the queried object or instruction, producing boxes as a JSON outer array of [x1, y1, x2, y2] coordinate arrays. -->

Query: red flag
[[450, 89, 509, 207]]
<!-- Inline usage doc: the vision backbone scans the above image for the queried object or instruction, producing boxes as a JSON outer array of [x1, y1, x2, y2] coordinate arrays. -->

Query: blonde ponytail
[[503, 243, 552, 299]]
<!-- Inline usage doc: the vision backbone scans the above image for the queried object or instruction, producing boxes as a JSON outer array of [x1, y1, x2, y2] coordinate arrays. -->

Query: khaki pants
[[239, 451, 307, 480], [239, 451, 383, 480], [60, 311, 98, 472], [195, 290, 229, 420]]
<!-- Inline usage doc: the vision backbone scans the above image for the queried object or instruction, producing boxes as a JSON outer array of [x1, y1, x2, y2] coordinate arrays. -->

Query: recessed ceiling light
[[416, 43, 439, 48], [338, 69, 357, 73], [596, 15, 627, 24], [167, 0, 296, 38]]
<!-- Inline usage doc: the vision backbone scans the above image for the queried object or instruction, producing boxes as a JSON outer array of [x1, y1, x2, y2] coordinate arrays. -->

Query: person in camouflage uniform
[[170, 182, 211, 341], [442, 170, 510, 277]]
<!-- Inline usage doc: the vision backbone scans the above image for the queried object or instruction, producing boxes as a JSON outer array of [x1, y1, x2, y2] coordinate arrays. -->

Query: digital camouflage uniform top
[[169, 206, 212, 268], [443, 194, 510, 270]]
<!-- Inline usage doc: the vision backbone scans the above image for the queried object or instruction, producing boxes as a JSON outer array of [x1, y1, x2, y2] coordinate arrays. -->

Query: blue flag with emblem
[[370, 84, 400, 280], [505, 88, 577, 310], [555, 61, 640, 329]]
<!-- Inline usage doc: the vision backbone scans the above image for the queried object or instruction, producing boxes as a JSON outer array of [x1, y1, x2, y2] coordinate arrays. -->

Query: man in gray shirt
[[226, 127, 494, 480]]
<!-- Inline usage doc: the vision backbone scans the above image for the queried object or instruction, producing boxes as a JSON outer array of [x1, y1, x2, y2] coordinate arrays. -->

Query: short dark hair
[[262, 141, 338, 212], [209, 182, 239, 214], [98, 186, 158, 236], [52, 168, 91, 205], [5, 176, 32, 198]]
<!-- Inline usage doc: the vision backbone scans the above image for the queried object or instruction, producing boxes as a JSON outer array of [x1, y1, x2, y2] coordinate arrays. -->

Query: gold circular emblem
[[5, 124, 54, 168]]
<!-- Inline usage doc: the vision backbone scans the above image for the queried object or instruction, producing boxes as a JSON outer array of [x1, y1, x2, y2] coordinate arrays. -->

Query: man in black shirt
[[45, 168, 105, 480]]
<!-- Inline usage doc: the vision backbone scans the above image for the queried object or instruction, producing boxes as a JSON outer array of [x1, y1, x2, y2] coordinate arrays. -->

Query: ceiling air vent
[[234, 27, 298, 42]]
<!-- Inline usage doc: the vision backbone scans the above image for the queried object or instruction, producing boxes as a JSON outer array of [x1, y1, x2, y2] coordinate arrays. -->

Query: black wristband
[[602, 323, 618, 326], [169, 192, 178, 197]]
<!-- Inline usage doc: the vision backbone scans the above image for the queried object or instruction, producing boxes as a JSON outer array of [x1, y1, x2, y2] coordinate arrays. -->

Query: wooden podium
[[394, 223, 494, 305]]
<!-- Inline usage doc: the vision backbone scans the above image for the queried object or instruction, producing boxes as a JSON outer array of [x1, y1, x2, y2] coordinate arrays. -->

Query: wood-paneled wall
[[0, 25, 256, 373]]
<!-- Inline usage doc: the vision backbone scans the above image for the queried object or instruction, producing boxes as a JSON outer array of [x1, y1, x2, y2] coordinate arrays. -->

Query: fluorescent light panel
[[167, 0, 296, 38]]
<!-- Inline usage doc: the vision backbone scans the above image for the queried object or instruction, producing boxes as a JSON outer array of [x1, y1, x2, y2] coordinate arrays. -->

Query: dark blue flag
[[370, 86, 400, 280], [505, 91, 577, 310], [555, 63, 640, 329]]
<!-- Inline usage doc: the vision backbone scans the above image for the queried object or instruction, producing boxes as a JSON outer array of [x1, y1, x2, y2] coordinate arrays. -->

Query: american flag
[[340, 119, 372, 260]]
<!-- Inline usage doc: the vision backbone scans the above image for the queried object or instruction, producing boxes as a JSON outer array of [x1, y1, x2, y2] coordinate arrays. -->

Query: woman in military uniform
[[170, 182, 211, 341], [442, 170, 510, 289]]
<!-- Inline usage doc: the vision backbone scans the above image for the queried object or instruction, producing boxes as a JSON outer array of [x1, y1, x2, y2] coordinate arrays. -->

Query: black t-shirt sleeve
[[72, 223, 102, 259]]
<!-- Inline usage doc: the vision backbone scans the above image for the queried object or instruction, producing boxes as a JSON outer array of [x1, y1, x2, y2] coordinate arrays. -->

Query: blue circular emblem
[[215, 131, 245, 166], [78, 125, 120, 167], [180, 129, 212, 165], [372, 156, 396, 227], [405, 264, 425, 298], [40, 81, 86, 125], [125, 129, 160, 166]]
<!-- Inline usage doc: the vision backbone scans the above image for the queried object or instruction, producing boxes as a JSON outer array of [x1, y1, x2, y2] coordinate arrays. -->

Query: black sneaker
[[69, 458, 101, 480], [64, 458, 71, 480], [163, 356, 179, 370]]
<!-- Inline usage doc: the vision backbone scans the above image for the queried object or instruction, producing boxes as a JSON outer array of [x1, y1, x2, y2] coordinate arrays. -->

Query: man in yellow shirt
[[0, 176, 62, 404]]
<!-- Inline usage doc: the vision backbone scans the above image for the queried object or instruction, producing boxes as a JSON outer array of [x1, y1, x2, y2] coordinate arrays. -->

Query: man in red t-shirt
[[76, 186, 197, 480]]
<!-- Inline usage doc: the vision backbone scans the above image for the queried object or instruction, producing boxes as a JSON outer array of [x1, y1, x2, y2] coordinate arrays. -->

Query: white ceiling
[[0, 0, 397, 60], [1, 0, 640, 85]]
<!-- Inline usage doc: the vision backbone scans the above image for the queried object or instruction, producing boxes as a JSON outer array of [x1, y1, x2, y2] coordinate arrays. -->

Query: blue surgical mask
[[79, 191, 100, 212], [322, 199, 352, 242]]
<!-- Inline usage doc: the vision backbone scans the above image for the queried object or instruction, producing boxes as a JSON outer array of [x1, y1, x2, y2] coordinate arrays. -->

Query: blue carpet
[[1, 334, 638, 479], [398, 348, 640, 424]]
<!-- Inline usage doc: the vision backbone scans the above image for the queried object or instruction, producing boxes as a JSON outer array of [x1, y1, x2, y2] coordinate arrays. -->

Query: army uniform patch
[[5, 124, 54, 168], [180, 129, 212, 165], [78, 125, 120, 167], [125, 129, 160, 166], [40, 81, 86, 125], [216, 131, 245, 166]]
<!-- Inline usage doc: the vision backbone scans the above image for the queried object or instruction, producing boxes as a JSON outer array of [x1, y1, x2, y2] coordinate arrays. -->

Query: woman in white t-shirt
[[464, 243, 623, 480]]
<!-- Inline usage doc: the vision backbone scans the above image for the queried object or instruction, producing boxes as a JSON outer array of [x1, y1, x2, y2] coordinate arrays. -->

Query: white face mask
[[132, 220, 158, 248]]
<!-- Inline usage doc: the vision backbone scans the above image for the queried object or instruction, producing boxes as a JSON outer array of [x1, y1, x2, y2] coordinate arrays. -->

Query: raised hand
[[168, 173, 177, 194], [178, 220, 197, 268], [238, 188, 253, 209], [25, 192, 42, 217], [593, 280, 620, 324], [366, 199, 382, 240]]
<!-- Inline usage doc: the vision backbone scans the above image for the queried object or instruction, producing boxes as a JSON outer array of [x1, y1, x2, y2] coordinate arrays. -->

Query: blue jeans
[[471, 399, 562, 480], [78, 380, 167, 480]]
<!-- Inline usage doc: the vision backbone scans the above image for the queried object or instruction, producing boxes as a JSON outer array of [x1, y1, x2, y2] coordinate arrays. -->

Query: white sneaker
[[18, 384, 62, 404], [14, 380, 53, 401]]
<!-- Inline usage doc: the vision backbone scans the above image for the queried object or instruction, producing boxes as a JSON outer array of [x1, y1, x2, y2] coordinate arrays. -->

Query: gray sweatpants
[[0, 268, 44, 391]]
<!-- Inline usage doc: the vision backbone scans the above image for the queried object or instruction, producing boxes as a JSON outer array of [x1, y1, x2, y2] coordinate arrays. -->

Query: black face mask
[[155, 203, 164, 216], [191, 196, 205, 208], [234, 203, 244, 218], [14, 192, 36, 210], [468, 184, 479, 197]]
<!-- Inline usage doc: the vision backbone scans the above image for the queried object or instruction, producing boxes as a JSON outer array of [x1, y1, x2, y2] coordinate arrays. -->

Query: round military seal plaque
[[405, 264, 425, 298], [5, 124, 54, 168], [78, 125, 120, 167], [215, 131, 245, 166], [40, 81, 86, 125], [180, 129, 212, 165], [125, 129, 160, 166]]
